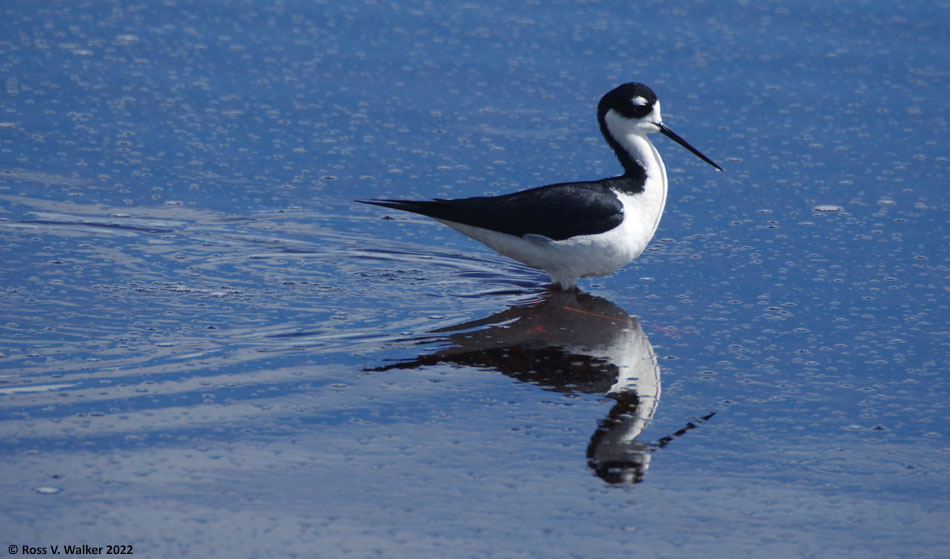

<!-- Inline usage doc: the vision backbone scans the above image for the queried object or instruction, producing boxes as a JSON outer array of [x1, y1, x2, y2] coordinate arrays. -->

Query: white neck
[[604, 110, 669, 239]]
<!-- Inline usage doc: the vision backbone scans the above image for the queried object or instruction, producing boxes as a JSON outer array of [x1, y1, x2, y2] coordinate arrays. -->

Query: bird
[[358, 82, 722, 290]]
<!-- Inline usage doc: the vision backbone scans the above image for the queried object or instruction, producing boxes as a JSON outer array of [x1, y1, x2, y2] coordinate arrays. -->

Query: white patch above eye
[[631, 96, 649, 106]]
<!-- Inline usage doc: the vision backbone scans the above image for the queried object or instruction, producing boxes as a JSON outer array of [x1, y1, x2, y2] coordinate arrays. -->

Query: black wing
[[358, 177, 639, 241]]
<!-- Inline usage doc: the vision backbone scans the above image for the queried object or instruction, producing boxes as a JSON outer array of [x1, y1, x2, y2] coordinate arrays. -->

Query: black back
[[359, 175, 641, 241]]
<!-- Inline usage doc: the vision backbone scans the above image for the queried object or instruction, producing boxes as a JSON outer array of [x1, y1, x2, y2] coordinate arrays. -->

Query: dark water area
[[2, 1, 948, 557]]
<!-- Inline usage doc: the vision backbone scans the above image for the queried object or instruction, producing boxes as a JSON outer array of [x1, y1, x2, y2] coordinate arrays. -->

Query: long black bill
[[658, 123, 723, 172]]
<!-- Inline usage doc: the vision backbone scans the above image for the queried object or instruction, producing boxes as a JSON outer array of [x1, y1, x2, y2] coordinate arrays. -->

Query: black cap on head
[[598, 82, 658, 121]]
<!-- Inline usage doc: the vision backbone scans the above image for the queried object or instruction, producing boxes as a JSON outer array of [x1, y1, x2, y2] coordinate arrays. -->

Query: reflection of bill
[[369, 291, 713, 485]]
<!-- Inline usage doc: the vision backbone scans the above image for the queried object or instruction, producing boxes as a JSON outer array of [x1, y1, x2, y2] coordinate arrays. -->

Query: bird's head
[[598, 82, 723, 172]]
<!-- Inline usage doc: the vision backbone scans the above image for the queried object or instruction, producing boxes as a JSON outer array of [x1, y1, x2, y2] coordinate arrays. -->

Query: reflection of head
[[586, 394, 653, 484], [589, 452, 652, 485], [588, 407, 717, 485]]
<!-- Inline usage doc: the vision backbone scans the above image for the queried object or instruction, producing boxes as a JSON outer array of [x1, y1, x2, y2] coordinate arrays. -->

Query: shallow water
[[2, 0, 948, 557]]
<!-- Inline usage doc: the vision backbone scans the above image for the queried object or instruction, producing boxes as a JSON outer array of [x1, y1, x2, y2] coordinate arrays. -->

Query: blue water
[[2, 1, 948, 557]]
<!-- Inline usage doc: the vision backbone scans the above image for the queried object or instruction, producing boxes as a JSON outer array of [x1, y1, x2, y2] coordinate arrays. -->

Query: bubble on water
[[35, 486, 62, 495], [813, 204, 843, 213]]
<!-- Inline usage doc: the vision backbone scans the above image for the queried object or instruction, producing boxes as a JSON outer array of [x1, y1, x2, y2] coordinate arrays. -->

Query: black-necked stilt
[[359, 82, 722, 290]]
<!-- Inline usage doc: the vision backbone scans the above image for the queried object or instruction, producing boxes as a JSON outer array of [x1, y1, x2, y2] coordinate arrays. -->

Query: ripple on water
[[0, 198, 547, 454], [799, 453, 924, 482], [768, 441, 939, 492]]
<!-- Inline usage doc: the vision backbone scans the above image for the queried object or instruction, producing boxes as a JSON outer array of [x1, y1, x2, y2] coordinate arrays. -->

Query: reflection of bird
[[359, 82, 722, 290], [368, 291, 654, 393], [368, 291, 664, 484]]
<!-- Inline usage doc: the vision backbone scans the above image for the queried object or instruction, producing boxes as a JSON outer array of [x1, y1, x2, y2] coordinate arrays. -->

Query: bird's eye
[[631, 96, 649, 107]]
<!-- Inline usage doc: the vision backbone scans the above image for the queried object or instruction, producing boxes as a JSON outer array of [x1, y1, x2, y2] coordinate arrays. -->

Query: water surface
[[2, 1, 948, 557]]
